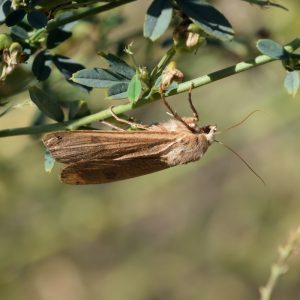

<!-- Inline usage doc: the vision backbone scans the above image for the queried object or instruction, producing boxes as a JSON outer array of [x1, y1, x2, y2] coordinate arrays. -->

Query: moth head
[[201, 125, 217, 144]]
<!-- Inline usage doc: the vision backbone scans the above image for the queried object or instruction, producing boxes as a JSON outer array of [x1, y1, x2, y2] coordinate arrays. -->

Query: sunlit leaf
[[0, 0, 11, 24], [176, 0, 234, 41], [256, 39, 285, 58], [284, 71, 300, 97], [144, 0, 173, 41], [99, 52, 135, 79], [71, 68, 129, 88], [44, 150, 55, 173], [127, 74, 142, 103], [108, 83, 129, 99]]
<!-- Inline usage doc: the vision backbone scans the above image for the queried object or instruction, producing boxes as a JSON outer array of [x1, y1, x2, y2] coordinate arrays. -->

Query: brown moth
[[43, 86, 219, 185]]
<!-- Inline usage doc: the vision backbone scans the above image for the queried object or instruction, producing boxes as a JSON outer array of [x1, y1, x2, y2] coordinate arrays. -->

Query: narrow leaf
[[176, 0, 234, 41], [107, 83, 129, 99], [144, 0, 173, 41], [256, 39, 285, 58], [5, 8, 25, 26], [71, 68, 129, 88], [44, 150, 55, 173], [10, 25, 29, 39], [284, 71, 300, 97], [0, 0, 11, 24], [47, 28, 72, 49], [127, 74, 142, 103], [32, 50, 52, 81], [99, 52, 135, 79], [27, 10, 48, 29], [29, 86, 64, 122], [53, 55, 92, 92]]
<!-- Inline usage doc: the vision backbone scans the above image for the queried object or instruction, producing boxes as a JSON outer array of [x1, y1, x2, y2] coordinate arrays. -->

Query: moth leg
[[159, 86, 196, 132], [188, 83, 199, 121], [100, 120, 126, 131], [109, 106, 148, 130]]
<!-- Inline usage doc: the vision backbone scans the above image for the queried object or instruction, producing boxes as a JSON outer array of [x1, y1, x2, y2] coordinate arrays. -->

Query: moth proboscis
[[43, 87, 264, 185]]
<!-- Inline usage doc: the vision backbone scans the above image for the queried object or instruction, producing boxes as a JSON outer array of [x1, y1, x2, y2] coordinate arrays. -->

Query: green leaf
[[44, 150, 55, 173], [27, 11, 48, 29], [176, 0, 234, 41], [71, 68, 129, 88], [107, 83, 129, 99], [32, 50, 52, 81], [144, 0, 173, 41], [29, 86, 64, 122], [256, 39, 285, 58], [127, 74, 142, 103], [284, 71, 300, 97], [5, 9, 26, 27], [99, 52, 135, 79]]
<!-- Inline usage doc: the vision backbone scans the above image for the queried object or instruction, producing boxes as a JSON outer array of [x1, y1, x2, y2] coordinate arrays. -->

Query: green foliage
[[176, 0, 234, 41], [0, 0, 298, 136], [143, 0, 172, 41], [127, 73, 142, 103], [284, 71, 300, 97], [44, 149, 55, 172], [256, 39, 285, 58], [29, 86, 64, 122], [71, 53, 135, 99]]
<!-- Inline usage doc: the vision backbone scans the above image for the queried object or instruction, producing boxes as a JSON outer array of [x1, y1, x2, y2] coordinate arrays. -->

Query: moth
[[43, 88, 262, 185]]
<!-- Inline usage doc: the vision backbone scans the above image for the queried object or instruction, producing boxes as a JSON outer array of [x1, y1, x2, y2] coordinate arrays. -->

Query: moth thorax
[[201, 125, 217, 144]]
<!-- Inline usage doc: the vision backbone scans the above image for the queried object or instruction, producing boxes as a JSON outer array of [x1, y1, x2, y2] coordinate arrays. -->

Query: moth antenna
[[215, 139, 266, 185], [159, 85, 196, 133], [188, 83, 199, 121], [216, 110, 264, 135]]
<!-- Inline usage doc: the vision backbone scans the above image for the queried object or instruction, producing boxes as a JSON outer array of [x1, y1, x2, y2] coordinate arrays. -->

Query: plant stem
[[0, 38, 299, 138], [260, 226, 300, 300], [170, 38, 300, 96], [149, 46, 176, 81], [46, 0, 137, 31]]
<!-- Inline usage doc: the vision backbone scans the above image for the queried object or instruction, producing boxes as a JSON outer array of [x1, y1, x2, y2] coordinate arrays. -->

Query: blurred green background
[[1, 1, 300, 300]]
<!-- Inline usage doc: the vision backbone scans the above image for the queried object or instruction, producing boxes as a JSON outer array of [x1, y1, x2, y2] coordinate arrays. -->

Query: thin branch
[[46, 0, 137, 31], [260, 226, 300, 300], [0, 38, 299, 138]]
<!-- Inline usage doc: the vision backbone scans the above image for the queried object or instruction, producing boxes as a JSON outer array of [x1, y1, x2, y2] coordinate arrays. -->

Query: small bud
[[173, 22, 206, 52], [139, 66, 149, 81], [0, 34, 13, 51], [9, 42, 23, 54]]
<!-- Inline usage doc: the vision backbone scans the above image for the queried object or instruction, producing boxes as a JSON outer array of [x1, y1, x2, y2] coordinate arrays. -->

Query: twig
[[260, 226, 300, 300], [46, 0, 137, 31], [0, 38, 299, 138]]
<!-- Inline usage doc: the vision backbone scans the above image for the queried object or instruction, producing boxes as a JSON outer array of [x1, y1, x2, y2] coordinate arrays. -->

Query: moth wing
[[60, 158, 170, 185], [43, 131, 177, 164]]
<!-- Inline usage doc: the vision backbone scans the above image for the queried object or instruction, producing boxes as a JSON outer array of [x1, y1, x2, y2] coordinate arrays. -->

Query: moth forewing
[[42, 121, 217, 185]]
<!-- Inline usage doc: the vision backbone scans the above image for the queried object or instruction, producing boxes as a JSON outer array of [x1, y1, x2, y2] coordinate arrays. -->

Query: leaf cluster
[[0, 0, 298, 134]]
